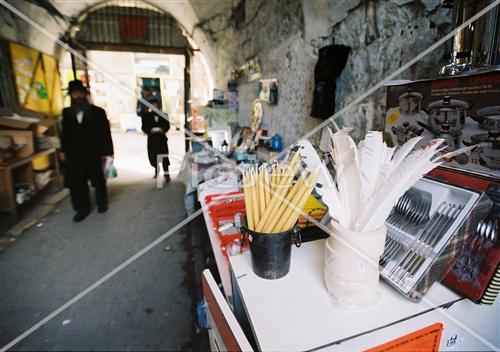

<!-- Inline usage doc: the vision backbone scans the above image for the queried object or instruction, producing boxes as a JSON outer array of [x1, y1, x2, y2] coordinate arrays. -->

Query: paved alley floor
[[0, 131, 200, 351]]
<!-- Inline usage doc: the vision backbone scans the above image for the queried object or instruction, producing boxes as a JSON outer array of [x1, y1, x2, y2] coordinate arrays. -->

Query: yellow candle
[[250, 170, 260, 227], [281, 173, 318, 231], [264, 168, 271, 207], [270, 166, 278, 195], [266, 174, 307, 233], [258, 168, 266, 219], [256, 152, 300, 232], [243, 172, 254, 230]]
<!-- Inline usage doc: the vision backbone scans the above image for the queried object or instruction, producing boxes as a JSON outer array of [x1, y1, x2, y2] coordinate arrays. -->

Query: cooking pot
[[440, 0, 500, 75], [391, 122, 424, 145], [426, 96, 469, 135], [471, 106, 500, 130], [464, 131, 500, 169], [418, 116, 461, 151], [398, 89, 423, 114]]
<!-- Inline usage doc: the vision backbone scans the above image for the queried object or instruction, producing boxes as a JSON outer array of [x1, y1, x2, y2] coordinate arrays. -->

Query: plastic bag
[[103, 156, 117, 179]]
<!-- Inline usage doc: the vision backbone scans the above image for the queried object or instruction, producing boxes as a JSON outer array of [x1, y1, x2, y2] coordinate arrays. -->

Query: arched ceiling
[[1, 0, 246, 87], [71, 2, 190, 54], [53, 0, 221, 83]]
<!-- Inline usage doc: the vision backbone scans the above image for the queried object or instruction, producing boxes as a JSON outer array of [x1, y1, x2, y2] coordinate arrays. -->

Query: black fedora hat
[[68, 80, 87, 93]]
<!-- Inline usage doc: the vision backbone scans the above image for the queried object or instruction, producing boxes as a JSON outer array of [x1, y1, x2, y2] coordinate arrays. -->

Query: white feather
[[357, 140, 444, 231], [301, 129, 443, 233], [391, 136, 424, 169], [358, 131, 384, 205], [298, 140, 333, 190], [373, 136, 421, 192], [330, 129, 360, 229], [440, 144, 477, 160], [298, 140, 345, 224]]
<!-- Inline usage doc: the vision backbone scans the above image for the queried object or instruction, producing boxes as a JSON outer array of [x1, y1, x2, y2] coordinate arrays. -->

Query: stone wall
[[327, 0, 453, 140], [1, 0, 454, 147], [237, 34, 319, 146], [0, 2, 63, 56], [194, 0, 453, 146], [190, 0, 321, 146]]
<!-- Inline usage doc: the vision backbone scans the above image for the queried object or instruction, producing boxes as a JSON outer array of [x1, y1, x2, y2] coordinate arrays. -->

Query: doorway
[[59, 49, 187, 178]]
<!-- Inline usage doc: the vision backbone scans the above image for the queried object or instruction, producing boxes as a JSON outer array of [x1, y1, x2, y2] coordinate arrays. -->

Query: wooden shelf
[[0, 148, 61, 218], [0, 148, 57, 170]]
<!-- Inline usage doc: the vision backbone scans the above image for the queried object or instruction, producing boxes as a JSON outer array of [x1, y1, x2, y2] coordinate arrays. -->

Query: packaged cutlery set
[[383, 72, 499, 304], [429, 168, 500, 305], [380, 177, 493, 301]]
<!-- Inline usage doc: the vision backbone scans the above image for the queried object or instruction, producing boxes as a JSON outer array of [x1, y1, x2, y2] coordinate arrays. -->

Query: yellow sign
[[10, 42, 63, 116]]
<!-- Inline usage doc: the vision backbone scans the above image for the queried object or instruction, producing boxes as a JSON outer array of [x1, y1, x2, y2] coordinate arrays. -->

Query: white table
[[229, 240, 500, 351], [198, 176, 241, 302]]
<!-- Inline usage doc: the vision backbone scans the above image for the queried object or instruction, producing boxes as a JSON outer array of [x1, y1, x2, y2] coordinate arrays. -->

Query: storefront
[[184, 3, 500, 350]]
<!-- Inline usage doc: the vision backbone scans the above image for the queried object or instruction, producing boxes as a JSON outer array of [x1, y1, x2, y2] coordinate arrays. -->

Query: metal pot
[[472, 106, 500, 130], [464, 131, 500, 169], [391, 122, 424, 145], [426, 96, 469, 135], [398, 89, 423, 114], [440, 0, 500, 75], [417, 120, 462, 151]]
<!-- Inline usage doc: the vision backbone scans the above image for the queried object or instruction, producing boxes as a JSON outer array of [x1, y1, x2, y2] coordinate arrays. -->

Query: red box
[[205, 191, 247, 256]]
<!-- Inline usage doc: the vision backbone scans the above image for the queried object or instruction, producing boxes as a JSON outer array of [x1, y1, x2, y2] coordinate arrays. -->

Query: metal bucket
[[241, 226, 301, 280]]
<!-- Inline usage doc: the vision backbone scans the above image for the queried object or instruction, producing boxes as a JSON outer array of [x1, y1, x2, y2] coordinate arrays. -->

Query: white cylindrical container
[[324, 221, 387, 306]]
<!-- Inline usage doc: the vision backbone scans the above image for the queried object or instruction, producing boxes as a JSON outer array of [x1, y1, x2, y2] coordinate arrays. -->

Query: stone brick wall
[[196, 0, 453, 145], [327, 0, 453, 140], [191, 0, 319, 146], [1, 0, 454, 146], [237, 34, 319, 146]]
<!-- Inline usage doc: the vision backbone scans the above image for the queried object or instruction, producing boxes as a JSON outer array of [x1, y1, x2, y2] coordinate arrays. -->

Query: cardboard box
[[385, 68, 500, 179], [0, 130, 34, 158]]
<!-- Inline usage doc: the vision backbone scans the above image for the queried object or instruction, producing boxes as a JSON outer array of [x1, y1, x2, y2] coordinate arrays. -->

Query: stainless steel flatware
[[387, 202, 447, 278], [380, 178, 485, 300], [396, 204, 462, 286]]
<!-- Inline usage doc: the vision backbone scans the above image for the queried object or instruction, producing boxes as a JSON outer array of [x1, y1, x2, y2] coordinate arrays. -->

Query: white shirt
[[76, 111, 84, 124]]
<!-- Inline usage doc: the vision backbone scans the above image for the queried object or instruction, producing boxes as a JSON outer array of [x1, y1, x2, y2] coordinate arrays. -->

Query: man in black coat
[[141, 96, 170, 181], [60, 80, 114, 222]]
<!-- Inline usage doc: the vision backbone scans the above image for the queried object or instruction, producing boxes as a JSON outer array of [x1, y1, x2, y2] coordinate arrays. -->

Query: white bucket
[[324, 221, 386, 306]]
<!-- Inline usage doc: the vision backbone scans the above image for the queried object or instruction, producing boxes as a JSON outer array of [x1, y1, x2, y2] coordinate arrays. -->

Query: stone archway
[[65, 0, 197, 127]]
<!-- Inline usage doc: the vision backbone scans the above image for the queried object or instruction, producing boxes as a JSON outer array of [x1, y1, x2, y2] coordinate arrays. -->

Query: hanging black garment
[[311, 45, 351, 119], [61, 105, 114, 189], [141, 112, 170, 169]]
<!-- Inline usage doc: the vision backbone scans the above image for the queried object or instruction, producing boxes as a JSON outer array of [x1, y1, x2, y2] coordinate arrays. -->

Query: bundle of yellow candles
[[242, 152, 318, 234]]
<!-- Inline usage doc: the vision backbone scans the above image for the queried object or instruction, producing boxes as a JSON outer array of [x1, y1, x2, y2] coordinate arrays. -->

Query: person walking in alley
[[60, 80, 114, 222], [141, 96, 171, 182], [137, 86, 153, 118]]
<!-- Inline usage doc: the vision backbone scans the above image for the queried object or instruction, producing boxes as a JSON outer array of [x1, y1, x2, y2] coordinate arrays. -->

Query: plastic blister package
[[379, 177, 492, 301]]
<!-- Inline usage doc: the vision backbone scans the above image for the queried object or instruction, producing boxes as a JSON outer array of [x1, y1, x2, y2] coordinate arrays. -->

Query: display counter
[[198, 175, 240, 302], [229, 240, 499, 351], [198, 172, 499, 351], [177, 151, 220, 214]]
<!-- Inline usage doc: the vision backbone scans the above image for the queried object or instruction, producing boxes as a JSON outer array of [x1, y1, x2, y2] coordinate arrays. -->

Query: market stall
[[0, 41, 63, 218], [191, 64, 499, 351], [176, 4, 500, 347]]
